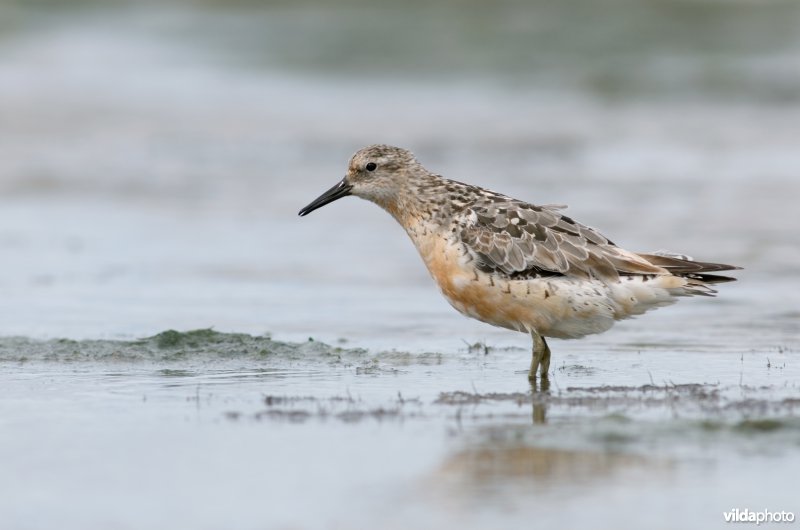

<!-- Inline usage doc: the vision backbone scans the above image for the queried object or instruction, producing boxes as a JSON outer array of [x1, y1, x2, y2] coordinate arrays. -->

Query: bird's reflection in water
[[530, 376, 550, 424], [438, 446, 652, 485]]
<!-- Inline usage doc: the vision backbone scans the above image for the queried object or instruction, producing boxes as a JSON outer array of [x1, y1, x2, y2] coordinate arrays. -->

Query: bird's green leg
[[540, 335, 551, 376], [528, 332, 551, 380]]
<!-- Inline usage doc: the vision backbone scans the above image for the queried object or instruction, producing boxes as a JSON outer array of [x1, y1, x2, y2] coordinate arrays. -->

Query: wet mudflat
[[1, 329, 798, 530]]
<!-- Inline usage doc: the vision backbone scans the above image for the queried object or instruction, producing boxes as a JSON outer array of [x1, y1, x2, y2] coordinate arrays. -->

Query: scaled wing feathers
[[459, 200, 664, 280]]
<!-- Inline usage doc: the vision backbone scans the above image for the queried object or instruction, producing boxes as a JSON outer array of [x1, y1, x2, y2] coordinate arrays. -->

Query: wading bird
[[299, 145, 739, 380]]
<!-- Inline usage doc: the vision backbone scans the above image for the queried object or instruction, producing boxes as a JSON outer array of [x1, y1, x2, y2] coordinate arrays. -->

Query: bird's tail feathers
[[637, 250, 741, 296]]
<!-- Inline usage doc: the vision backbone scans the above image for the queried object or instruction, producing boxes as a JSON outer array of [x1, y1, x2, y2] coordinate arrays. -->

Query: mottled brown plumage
[[299, 145, 740, 380], [459, 199, 667, 280]]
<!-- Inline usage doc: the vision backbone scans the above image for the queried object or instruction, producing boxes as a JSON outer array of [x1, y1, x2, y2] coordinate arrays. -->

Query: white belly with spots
[[442, 268, 686, 340]]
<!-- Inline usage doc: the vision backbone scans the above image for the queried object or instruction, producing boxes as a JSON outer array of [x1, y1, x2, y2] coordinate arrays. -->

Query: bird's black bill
[[298, 179, 353, 217]]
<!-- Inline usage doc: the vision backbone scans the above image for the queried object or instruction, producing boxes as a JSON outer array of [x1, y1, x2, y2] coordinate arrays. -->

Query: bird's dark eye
[[365, 162, 377, 172]]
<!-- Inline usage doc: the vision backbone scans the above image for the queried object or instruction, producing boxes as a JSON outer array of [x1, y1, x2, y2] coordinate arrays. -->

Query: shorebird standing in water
[[299, 145, 739, 380]]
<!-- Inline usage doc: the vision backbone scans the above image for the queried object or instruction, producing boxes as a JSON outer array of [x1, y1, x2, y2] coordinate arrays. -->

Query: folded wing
[[459, 200, 673, 281]]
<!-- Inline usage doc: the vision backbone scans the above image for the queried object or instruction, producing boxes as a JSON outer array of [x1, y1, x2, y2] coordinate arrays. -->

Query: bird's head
[[298, 145, 422, 217]]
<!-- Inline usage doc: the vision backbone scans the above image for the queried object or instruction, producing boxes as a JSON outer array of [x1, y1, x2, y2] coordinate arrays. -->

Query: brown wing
[[459, 200, 665, 280]]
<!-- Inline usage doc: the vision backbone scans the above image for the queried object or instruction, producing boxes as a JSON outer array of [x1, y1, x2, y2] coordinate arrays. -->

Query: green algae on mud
[[436, 384, 800, 422], [0, 329, 368, 363]]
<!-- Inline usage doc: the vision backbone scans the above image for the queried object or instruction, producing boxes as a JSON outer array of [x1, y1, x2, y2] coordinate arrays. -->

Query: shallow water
[[2, 331, 799, 529], [1, 2, 800, 529]]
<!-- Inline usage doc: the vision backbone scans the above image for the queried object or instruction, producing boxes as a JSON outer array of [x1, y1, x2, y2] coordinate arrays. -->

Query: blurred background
[[2, 2, 800, 530], [1, 0, 798, 345]]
